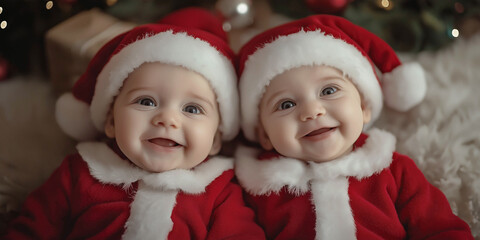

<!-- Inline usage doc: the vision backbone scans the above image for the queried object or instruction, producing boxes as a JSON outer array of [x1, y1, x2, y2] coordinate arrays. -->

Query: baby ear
[[104, 111, 116, 138], [361, 102, 372, 125], [209, 131, 222, 155], [256, 123, 273, 151]]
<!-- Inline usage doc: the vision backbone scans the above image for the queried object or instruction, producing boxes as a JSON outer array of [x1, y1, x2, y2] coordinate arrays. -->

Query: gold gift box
[[45, 8, 136, 94]]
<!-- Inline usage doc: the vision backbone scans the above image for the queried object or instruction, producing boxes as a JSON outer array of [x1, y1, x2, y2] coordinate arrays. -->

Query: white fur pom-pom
[[55, 93, 98, 141], [382, 62, 427, 112]]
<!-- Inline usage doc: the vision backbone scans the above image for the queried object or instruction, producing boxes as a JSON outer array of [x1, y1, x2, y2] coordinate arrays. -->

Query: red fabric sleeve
[[206, 173, 266, 240], [3, 154, 131, 239], [391, 153, 474, 240], [167, 169, 265, 239], [2, 154, 79, 239]]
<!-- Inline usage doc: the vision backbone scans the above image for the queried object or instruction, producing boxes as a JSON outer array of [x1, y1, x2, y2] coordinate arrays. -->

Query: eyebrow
[[264, 89, 288, 108], [321, 74, 348, 83], [125, 87, 146, 96], [264, 74, 349, 107], [124, 87, 215, 108], [124, 87, 153, 99], [188, 92, 216, 109]]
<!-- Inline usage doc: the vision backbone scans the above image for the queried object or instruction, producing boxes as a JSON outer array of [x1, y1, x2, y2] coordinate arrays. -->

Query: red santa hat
[[237, 14, 426, 142], [56, 7, 239, 141]]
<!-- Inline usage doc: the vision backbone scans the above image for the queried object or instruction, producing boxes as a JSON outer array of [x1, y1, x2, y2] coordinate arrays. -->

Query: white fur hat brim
[[239, 30, 383, 142], [93, 31, 239, 141], [57, 30, 239, 141]]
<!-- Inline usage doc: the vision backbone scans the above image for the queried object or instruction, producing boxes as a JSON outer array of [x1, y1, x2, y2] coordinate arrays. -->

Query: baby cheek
[[267, 122, 295, 149], [186, 122, 217, 148]]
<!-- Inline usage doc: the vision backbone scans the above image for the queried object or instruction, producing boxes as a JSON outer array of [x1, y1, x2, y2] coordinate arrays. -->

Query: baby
[[235, 14, 474, 239], [3, 8, 264, 239]]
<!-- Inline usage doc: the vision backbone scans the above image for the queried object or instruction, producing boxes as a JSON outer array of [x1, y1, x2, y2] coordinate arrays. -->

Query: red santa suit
[[4, 141, 265, 239], [235, 128, 473, 240]]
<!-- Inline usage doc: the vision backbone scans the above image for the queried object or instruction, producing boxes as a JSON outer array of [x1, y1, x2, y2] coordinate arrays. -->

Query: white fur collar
[[235, 128, 396, 195], [77, 142, 234, 239], [77, 142, 233, 194]]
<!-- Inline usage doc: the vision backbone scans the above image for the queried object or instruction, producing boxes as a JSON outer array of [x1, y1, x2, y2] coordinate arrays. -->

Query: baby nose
[[300, 101, 325, 121], [152, 109, 180, 128]]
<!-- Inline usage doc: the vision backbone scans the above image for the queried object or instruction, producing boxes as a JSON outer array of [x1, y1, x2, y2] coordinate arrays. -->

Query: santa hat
[[238, 14, 426, 142], [56, 7, 239, 141]]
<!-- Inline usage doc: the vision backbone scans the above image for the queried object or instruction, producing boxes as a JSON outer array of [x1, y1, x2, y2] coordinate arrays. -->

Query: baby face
[[105, 62, 221, 172], [258, 65, 371, 163]]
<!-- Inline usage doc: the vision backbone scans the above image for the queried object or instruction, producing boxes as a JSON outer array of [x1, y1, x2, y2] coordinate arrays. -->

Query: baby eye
[[321, 86, 338, 96], [278, 100, 296, 110], [183, 104, 203, 114], [136, 97, 156, 107]]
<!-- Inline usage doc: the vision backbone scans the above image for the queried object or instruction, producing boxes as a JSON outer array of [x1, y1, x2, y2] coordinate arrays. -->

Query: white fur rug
[[376, 33, 480, 237], [0, 34, 479, 237]]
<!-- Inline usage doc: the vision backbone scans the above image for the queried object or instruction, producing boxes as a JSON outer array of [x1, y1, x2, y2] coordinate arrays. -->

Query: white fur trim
[[239, 29, 383, 141], [236, 129, 395, 239], [91, 30, 239, 140], [78, 141, 234, 238], [55, 93, 98, 141], [307, 128, 395, 181], [382, 62, 427, 112], [235, 146, 311, 195], [235, 128, 396, 195], [77, 142, 234, 191], [142, 156, 233, 194], [311, 178, 355, 240], [77, 142, 147, 189], [122, 182, 177, 240]]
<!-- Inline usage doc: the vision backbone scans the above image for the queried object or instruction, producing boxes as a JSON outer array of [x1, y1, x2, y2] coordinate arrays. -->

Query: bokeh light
[[236, 3, 249, 14], [46, 1, 53, 10], [1, 20, 7, 30]]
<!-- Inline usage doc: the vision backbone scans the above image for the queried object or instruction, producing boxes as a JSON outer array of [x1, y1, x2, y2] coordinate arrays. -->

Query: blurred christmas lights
[[236, 3, 249, 14], [0, 5, 3, 31], [46, 1, 53, 10], [381, 0, 389, 8], [379, 0, 394, 10], [216, 0, 254, 32], [451, 28, 459, 38]]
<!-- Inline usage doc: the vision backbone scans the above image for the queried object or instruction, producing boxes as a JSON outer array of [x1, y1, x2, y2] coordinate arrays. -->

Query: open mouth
[[305, 127, 336, 137], [148, 138, 182, 147]]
